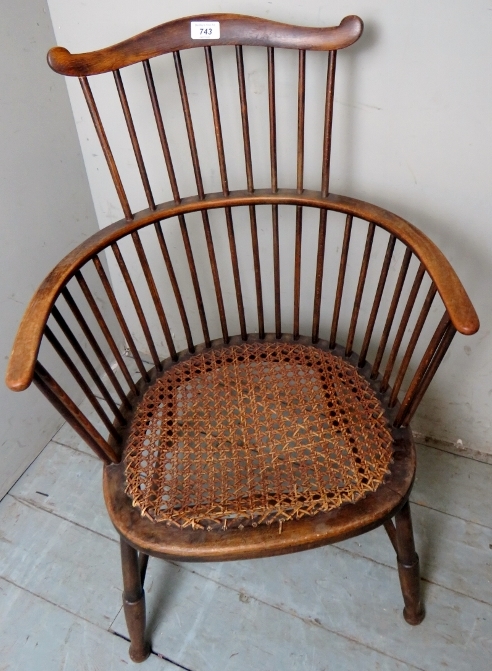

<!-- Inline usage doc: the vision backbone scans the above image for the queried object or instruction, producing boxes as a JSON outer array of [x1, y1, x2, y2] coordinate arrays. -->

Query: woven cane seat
[[124, 341, 394, 531]]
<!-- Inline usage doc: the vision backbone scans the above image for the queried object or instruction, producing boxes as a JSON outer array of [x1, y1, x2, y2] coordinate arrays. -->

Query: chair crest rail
[[47, 14, 363, 77]]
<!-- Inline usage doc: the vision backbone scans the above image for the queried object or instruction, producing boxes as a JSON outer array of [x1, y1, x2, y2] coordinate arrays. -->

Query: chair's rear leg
[[120, 537, 151, 662], [394, 501, 425, 625]]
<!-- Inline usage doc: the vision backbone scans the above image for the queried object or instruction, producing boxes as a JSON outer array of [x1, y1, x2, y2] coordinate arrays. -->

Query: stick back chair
[[6, 13, 479, 663]]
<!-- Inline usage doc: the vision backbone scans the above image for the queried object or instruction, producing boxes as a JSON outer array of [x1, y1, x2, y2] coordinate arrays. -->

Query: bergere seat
[[6, 13, 479, 663]]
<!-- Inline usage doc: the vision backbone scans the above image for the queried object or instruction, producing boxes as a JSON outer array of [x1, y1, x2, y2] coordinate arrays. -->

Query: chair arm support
[[5, 189, 479, 392]]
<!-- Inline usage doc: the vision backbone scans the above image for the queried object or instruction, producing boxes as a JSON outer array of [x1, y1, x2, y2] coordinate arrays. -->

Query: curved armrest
[[5, 189, 479, 392], [47, 14, 363, 77]]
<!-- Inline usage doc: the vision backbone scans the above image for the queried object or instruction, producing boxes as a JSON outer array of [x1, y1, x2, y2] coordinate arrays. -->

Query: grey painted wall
[[0, 1, 115, 497], [45, 0, 492, 455]]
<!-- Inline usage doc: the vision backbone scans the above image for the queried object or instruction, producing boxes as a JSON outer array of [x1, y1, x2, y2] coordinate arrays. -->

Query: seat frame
[[6, 13, 479, 664], [105, 332, 421, 663]]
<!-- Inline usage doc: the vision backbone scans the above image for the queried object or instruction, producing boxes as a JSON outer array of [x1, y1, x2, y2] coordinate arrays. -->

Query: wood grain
[[5, 190, 479, 392], [47, 14, 363, 77]]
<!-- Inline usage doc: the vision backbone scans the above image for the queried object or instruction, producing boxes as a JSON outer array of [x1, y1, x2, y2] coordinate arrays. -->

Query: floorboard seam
[[10, 491, 492, 610], [0, 433, 60, 504], [7, 494, 119, 545], [108, 604, 123, 631], [331, 541, 492, 608], [170, 535, 492, 611], [164, 564, 426, 671], [0, 574, 119, 633], [0, 575, 190, 670], [50, 438, 100, 460], [415, 440, 492, 466], [418, 576, 492, 608], [410, 498, 492, 531], [111, 631, 196, 671]]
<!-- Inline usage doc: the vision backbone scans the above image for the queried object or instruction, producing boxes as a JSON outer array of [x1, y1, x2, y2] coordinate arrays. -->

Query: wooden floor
[[1, 394, 491, 670]]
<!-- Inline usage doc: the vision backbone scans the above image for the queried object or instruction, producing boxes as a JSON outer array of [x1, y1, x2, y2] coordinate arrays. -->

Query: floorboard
[[2, 411, 492, 670], [413, 446, 492, 528], [113, 561, 421, 671], [0, 577, 177, 670], [0, 495, 122, 628]]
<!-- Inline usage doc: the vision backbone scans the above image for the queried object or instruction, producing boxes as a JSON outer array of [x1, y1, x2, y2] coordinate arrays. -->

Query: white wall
[[46, 0, 492, 455], [0, 1, 115, 497]]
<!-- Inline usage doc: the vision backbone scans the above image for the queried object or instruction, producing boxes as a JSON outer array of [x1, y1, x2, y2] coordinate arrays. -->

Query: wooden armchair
[[6, 13, 478, 663]]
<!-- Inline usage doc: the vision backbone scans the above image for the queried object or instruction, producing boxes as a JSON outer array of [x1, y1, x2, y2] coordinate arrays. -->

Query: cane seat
[[124, 338, 393, 531]]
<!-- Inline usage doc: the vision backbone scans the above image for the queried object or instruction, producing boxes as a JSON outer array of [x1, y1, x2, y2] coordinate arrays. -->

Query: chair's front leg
[[394, 501, 425, 625], [120, 537, 151, 662]]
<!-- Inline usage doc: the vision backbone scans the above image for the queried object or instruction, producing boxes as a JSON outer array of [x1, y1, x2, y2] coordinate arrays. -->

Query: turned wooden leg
[[120, 537, 151, 662], [394, 501, 425, 625]]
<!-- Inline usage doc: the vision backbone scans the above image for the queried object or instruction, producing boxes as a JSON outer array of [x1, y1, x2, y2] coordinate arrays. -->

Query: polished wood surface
[[5, 190, 479, 393], [102, 336, 416, 562], [47, 14, 363, 77], [5, 11, 481, 662]]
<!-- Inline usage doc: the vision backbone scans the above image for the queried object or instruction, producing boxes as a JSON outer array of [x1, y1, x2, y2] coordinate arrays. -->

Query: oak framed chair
[[6, 13, 479, 663]]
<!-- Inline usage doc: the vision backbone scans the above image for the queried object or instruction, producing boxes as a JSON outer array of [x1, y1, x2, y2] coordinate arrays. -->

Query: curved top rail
[[47, 13, 363, 77], [5, 189, 479, 392]]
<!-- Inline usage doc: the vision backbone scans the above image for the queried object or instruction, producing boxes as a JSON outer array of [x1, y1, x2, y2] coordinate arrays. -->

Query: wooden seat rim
[[5, 190, 479, 394], [104, 459, 412, 562], [102, 334, 415, 562]]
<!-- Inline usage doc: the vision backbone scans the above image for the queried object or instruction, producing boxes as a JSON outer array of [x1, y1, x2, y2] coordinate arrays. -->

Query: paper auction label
[[191, 22, 220, 39]]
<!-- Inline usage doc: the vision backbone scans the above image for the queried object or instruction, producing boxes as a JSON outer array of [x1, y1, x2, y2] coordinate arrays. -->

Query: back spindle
[[268, 47, 281, 338], [358, 235, 396, 367], [311, 206, 327, 344], [130, 231, 177, 360], [371, 248, 412, 379], [44, 324, 122, 443], [79, 77, 132, 221], [113, 69, 155, 211], [50, 305, 126, 424], [173, 51, 205, 199], [389, 283, 437, 406], [61, 286, 132, 411], [92, 255, 150, 382], [204, 46, 229, 196], [178, 216, 211, 347], [321, 51, 337, 198], [345, 222, 376, 357], [395, 314, 456, 427], [153, 221, 195, 353], [174, 50, 229, 343], [142, 59, 181, 203], [75, 269, 138, 395], [33, 361, 118, 464], [330, 214, 353, 348], [236, 45, 264, 338], [380, 263, 425, 393], [293, 50, 306, 340], [268, 47, 278, 194], [111, 242, 162, 370], [204, 48, 246, 340]]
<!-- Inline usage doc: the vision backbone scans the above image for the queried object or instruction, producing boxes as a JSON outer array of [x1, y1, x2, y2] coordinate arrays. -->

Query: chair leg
[[394, 501, 425, 625], [120, 537, 151, 662]]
